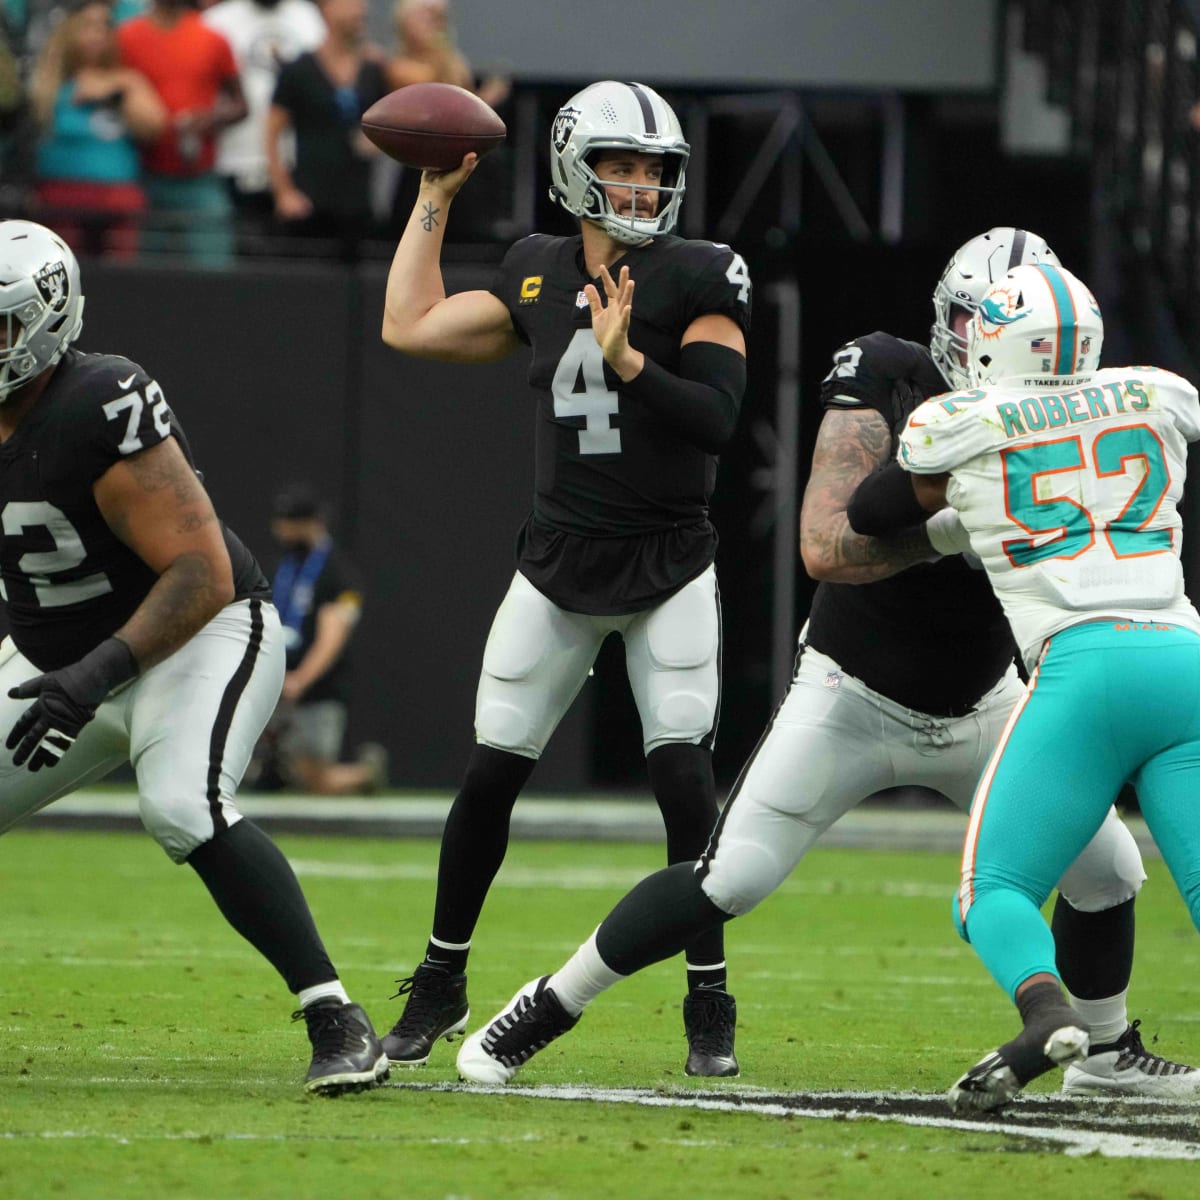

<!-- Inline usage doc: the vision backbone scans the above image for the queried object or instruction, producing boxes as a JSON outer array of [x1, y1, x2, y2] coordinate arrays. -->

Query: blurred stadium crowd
[[0, 0, 513, 263]]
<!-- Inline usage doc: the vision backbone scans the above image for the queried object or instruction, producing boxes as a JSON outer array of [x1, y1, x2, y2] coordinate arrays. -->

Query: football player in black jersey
[[380, 81, 751, 1076], [453, 227, 1200, 1098], [0, 220, 388, 1095]]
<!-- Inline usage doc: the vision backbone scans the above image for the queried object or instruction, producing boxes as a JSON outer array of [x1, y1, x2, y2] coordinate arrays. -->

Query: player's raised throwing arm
[[381, 153, 520, 363]]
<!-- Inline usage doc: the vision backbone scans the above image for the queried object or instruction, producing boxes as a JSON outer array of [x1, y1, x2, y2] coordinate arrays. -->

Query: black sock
[[646, 744, 726, 989], [428, 744, 536, 950], [1003, 980, 1079, 1082], [422, 940, 468, 975], [595, 861, 732, 977], [1051, 894, 1134, 999], [187, 819, 335, 995]]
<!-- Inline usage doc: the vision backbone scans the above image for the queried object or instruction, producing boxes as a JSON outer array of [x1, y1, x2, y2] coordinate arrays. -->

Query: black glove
[[6, 637, 139, 771]]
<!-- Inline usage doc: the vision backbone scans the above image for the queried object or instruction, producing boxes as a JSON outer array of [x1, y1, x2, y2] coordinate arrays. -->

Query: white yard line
[[397, 1082, 1200, 1161]]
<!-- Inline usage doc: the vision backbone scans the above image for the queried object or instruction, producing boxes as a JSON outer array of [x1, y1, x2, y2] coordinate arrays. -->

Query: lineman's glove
[[6, 637, 138, 771]]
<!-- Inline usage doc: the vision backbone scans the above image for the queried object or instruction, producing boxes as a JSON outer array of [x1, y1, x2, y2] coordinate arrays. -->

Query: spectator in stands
[[265, 0, 386, 261], [116, 0, 247, 266], [385, 0, 511, 241], [28, 0, 166, 258], [261, 484, 387, 796], [201, 0, 324, 250], [385, 0, 508, 108]]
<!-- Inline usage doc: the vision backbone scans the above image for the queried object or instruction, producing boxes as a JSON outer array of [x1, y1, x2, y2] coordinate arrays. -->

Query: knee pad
[[700, 838, 785, 917], [654, 689, 715, 741], [474, 700, 538, 756], [139, 794, 207, 864]]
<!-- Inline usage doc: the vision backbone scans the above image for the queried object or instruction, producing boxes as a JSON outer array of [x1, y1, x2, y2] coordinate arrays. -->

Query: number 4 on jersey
[[552, 330, 622, 455]]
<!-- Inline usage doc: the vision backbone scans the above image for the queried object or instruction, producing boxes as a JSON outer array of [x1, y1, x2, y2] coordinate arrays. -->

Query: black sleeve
[[845, 459, 928, 536], [621, 341, 746, 453]]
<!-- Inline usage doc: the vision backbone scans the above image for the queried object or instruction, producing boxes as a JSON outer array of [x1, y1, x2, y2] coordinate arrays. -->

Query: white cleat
[[456, 976, 579, 1085], [1063, 1020, 1200, 1099]]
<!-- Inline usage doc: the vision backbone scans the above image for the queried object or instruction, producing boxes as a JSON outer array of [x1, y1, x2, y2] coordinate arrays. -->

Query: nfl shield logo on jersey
[[34, 261, 69, 312], [822, 670, 842, 690]]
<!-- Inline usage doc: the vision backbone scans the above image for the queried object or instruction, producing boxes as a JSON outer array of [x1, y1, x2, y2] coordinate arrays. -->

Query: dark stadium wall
[[77, 260, 592, 791]]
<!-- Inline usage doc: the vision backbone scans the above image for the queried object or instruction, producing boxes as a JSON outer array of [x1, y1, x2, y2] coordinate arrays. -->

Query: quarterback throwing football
[[380, 80, 750, 1077]]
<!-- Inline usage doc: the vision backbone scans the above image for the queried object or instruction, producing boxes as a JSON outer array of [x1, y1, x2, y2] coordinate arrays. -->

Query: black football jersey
[[491, 233, 752, 614], [804, 332, 1017, 716], [0, 349, 270, 671]]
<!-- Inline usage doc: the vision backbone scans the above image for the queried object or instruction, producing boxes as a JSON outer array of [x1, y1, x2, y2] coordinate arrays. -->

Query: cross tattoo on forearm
[[421, 202, 441, 232]]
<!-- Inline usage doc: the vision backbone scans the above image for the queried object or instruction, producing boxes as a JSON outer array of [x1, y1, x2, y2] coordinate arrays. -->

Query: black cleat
[[295, 999, 389, 1095], [949, 1014, 1088, 1113], [683, 989, 740, 1078], [382, 964, 470, 1066]]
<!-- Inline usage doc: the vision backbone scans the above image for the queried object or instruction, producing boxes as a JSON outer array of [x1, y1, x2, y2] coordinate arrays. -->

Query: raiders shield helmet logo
[[552, 106, 580, 154], [34, 261, 69, 312]]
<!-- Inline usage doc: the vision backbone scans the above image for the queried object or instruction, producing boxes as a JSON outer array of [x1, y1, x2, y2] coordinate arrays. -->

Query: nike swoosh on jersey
[[117, 373, 137, 390]]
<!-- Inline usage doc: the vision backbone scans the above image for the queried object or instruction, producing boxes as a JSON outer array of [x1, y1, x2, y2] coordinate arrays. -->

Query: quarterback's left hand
[[5, 638, 139, 771]]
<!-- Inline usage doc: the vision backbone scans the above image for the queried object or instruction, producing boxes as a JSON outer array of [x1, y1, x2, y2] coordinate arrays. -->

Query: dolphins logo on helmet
[[967, 263, 1103, 387], [931, 227, 1059, 390]]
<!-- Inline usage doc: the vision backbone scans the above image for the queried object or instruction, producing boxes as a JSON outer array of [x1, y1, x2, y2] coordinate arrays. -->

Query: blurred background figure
[[201, 0, 324, 253], [116, 0, 247, 266], [254, 484, 387, 797], [384, 0, 512, 242], [28, 0, 166, 258], [265, 0, 387, 261], [385, 0, 508, 107]]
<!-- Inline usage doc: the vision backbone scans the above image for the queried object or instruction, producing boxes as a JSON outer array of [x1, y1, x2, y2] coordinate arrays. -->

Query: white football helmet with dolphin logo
[[967, 262, 1104, 387], [931, 227, 1059, 390]]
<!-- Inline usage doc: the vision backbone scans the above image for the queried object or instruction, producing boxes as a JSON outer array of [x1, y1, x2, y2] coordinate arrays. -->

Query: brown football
[[361, 83, 506, 169]]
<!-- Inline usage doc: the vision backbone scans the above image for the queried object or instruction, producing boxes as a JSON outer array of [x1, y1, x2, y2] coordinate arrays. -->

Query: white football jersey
[[898, 366, 1200, 665]]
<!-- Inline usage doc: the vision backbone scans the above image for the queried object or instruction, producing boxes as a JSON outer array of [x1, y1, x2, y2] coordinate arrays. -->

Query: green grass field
[[1, 825, 1197, 1199]]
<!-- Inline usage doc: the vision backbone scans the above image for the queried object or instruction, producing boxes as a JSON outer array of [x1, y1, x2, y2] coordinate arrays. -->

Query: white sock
[[298, 980, 351, 1009], [1066, 991, 1129, 1046], [547, 930, 626, 1017]]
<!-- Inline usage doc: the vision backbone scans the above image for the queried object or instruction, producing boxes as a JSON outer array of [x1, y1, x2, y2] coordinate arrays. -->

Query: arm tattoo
[[420, 202, 441, 232], [800, 408, 935, 583], [125, 444, 215, 534]]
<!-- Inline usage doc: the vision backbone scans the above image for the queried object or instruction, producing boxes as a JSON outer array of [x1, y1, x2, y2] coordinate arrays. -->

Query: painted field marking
[[396, 1082, 1200, 1161]]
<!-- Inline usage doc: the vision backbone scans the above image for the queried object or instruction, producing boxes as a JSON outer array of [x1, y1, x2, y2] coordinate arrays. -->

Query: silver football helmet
[[548, 80, 689, 246], [0, 220, 84, 403], [931, 227, 1058, 390], [967, 262, 1103, 387]]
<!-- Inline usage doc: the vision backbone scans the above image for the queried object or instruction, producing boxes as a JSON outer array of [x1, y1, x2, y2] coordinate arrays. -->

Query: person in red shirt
[[117, 0, 248, 265]]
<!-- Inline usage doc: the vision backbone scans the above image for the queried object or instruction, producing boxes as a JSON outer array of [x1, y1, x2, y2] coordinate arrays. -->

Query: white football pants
[[474, 567, 721, 758], [0, 598, 284, 862], [699, 640, 1146, 917]]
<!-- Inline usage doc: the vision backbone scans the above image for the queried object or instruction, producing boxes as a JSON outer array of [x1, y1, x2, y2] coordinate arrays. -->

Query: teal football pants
[[956, 620, 1200, 999]]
